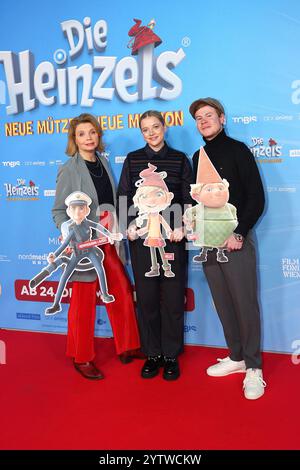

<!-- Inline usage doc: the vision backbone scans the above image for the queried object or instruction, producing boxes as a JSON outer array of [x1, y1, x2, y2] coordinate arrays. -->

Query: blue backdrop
[[0, 0, 299, 353]]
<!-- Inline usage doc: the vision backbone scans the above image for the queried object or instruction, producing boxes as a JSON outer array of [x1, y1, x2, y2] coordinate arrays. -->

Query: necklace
[[85, 157, 104, 178]]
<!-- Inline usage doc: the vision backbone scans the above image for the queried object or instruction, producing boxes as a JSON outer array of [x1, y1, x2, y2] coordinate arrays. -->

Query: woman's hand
[[110, 232, 123, 242], [169, 227, 184, 242], [127, 225, 139, 241], [47, 252, 56, 264]]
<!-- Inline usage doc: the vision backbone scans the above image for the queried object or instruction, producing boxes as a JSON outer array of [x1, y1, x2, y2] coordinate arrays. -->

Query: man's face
[[194, 183, 229, 208], [67, 204, 90, 223], [137, 187, 173, 213], [194, 105, 225, 141]]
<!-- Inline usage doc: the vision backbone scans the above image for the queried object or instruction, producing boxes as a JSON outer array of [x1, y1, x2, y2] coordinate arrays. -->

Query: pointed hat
[[196, 147, 222, 184]]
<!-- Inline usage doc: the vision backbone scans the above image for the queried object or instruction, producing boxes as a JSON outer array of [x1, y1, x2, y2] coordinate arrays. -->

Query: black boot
[[141, 355, 163, 378], [163, 357, 180, 381]]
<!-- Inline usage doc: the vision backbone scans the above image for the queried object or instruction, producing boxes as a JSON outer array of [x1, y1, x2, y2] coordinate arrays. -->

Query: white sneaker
[[243, 368, 266, 400], [206, 356, 246, 377]]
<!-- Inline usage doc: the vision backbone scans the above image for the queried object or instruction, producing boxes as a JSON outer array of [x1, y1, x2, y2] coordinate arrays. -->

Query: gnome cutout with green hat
[[183, 147, 238, 263]]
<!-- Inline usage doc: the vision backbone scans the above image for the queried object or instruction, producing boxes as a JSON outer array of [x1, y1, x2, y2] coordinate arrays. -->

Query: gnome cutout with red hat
[[127, 18, 162, 55], [183, 148, 238, 263], [132, 163, 175, 277]]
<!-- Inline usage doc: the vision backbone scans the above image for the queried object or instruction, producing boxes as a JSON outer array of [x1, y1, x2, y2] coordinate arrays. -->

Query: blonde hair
[[139, 110, 165, 128], [66, 113, 104, 156]]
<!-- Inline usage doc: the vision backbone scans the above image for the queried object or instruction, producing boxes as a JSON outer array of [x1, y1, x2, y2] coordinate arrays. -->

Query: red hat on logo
[[128, 19, 162, 55]]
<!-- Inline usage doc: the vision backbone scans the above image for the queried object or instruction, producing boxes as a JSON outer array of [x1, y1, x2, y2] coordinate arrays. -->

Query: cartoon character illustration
[[132, 163, 175, 277], [127, 18, 162, 55], [29, 191, 123, 315], [184, 148, 238, 263]]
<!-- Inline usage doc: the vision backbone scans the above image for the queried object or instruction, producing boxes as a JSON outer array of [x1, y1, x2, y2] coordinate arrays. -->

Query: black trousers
[[203, 234, 262, 369], [129, 238, 187, 358]]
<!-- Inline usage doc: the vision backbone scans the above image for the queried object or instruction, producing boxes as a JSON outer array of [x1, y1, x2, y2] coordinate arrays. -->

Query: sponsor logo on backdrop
[[4, 178, 39, 200], [115, 156, 126, 164], [232, 115, 257, 124], [0, 16, 186, 115], [282, 258, 299, 278], [44, 190, 56, 197], [267, 187, 296, 193], [289, 149, 300, 157], [184, 325, 197, 333], [49, 160, 64, 166], [18, 253, 48, 266], [2, 161, 21, 168], [263, 114, 293, 121], [48, 237, 61, 246], [23, 161, 46, 166], [1, 160, 48, 167], [16, 312, 41, 320], [96, 318, 107, 326], [0, 254, 11, 262], [249, 137, 283, 163]]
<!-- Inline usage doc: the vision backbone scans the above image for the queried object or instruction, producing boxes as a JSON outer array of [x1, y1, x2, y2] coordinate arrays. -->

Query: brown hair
[[189, 98, 225, 119], [66, 113, 104, 156], [139, 110, 165, 129]]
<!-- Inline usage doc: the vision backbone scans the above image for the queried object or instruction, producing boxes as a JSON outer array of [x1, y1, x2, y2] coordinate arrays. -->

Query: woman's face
[[140, 116, 166, 152], [75, 122, 99, 155]]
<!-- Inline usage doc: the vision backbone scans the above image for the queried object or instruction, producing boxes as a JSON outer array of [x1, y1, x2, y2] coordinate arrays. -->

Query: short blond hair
[[66, 113, 105, 156]]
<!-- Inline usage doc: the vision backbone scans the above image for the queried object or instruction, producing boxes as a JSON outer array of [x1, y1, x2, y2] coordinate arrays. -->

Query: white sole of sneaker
[[207, 368, 246, 377], [244, 391, 265, 400]]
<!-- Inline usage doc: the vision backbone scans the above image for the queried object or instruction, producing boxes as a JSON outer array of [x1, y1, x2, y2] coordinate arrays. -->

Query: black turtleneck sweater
[[192, 130, 265, 237]]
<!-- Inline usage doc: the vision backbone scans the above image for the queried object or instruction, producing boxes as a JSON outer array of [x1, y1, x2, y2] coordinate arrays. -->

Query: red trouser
[[66, 242, 140, 363]]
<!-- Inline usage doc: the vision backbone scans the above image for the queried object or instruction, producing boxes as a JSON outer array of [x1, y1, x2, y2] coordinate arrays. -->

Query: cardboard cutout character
[[30, 191, 123, 315], [132, 163, 175, 277], [184, 148, 238, 263]]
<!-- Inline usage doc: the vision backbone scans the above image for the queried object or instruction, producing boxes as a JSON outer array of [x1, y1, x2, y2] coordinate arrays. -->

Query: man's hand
[[224, 234, 244, 252]]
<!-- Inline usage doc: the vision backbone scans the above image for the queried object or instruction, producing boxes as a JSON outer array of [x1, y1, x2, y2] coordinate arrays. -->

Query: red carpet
[[0, 329, 298, 450]]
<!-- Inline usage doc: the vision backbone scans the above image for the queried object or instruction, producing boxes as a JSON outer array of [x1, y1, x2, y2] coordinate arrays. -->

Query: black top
[[192, 130, 265, 237], [117, 143, 194, 228], [85, 158, 114, 208]]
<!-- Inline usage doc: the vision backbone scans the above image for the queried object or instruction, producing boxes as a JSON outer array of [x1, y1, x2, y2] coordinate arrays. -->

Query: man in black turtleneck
[[190, 97, 266, 400]]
